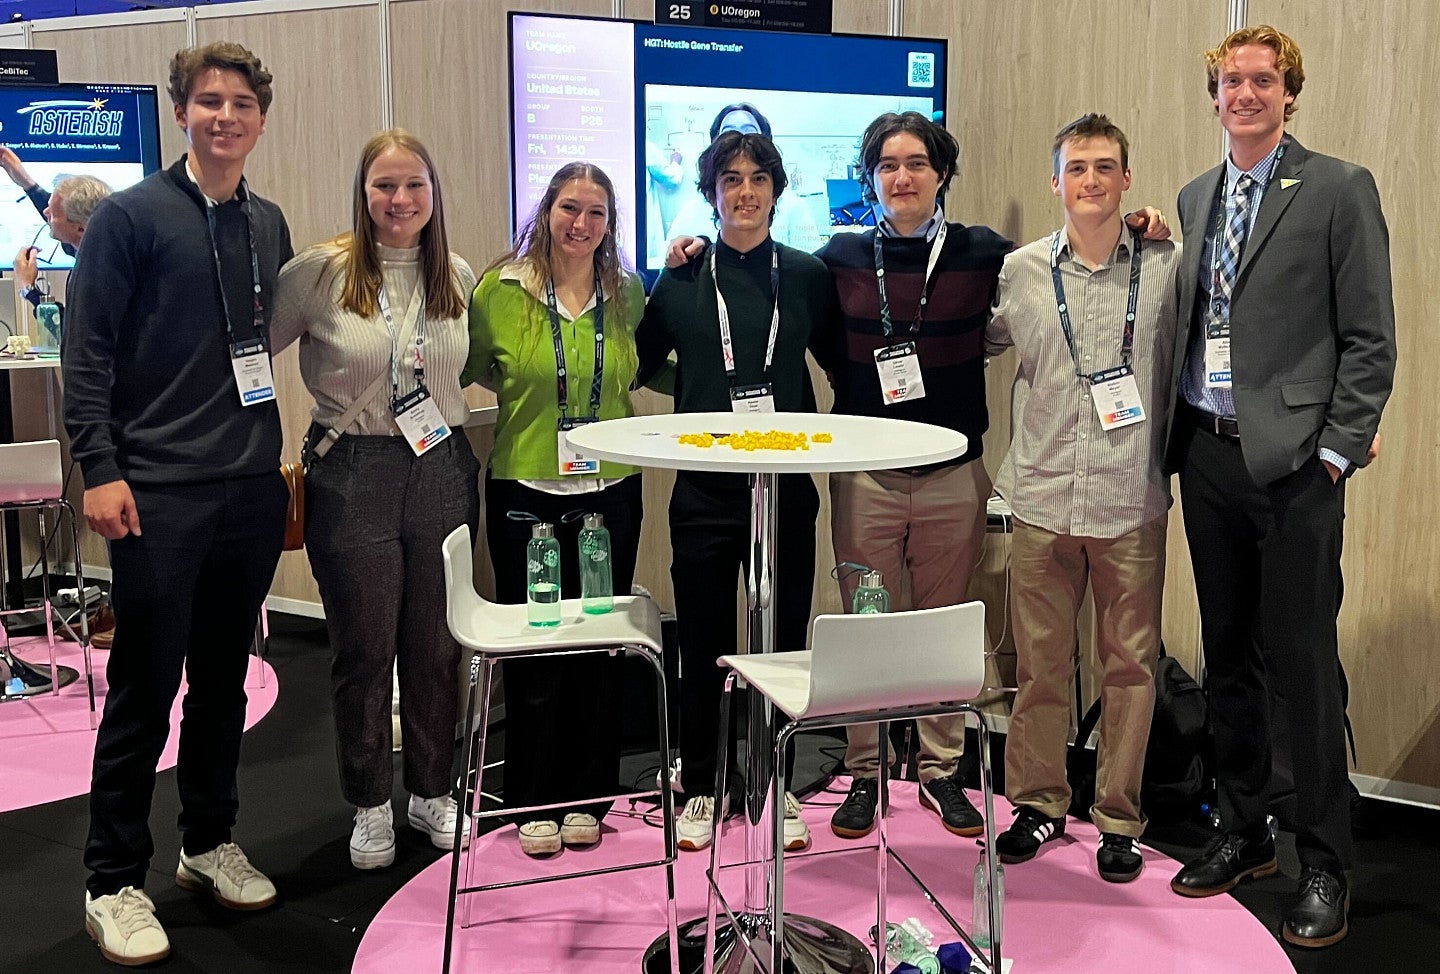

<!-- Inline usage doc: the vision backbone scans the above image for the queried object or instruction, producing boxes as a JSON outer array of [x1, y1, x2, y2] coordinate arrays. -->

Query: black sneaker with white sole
[[830, 778, 883, 839], [995, 805, 1066, 863], [1097, 832, 1144, 882], [918, 774, 984, 836]]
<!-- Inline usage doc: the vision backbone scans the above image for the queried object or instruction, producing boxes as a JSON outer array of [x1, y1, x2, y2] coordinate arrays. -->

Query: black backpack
[[1067, 650, 1212, 823]]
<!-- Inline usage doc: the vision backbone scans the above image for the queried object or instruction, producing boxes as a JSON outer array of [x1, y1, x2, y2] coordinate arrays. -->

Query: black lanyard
[[874, 220, 947, 340], [545, 271, 605, 421], [1049, 228, 1143, 381], [202, 187, 264, 343], [712, 246, 780, 388], [377, 286, 426, 404]]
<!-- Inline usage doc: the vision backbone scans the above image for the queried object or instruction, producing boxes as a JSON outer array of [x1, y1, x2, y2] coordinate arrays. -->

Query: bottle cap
[[531, 522, 555, 539], [859, 569, 884, 589], [583, 513, 604, 530]]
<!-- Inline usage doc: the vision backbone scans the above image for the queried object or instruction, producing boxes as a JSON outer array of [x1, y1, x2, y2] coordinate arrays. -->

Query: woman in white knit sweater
[[272, 130, 478, 870]]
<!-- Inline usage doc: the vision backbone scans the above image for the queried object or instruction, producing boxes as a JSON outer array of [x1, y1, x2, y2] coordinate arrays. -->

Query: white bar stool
[[439, 525, 680, 974], [706, 601, 1002, 974], [0, 439, 95, 725]]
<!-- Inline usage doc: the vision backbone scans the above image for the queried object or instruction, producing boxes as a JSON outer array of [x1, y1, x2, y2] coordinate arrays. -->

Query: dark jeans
[[669, 471, 818, 800], [85, 471, 286, 897], [305, 429, 480, 808], [1176, 416, 1352, 871], [485, 472, 643, 821]]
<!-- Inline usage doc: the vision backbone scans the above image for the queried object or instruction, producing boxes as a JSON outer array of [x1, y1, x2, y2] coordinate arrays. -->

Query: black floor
[[2, 613, 1437, 973]]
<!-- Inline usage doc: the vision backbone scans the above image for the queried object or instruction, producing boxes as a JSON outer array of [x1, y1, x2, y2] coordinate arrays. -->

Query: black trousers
[[85, 471, 287, 897], [306, 430, 480, 808], [485, 472, 643, 821], [669, 471, 818, 800], [1175, 416, 1352, 871]]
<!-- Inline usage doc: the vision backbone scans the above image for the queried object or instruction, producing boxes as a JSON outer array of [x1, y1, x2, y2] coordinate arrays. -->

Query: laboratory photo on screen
[[644, 85, 935, 267], [0, 83, 162, 271]]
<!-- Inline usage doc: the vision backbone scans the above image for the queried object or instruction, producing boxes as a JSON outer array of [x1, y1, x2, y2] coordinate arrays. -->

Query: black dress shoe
[[1283, 868, 1349, 948], [1170, 832, 1278, 897]]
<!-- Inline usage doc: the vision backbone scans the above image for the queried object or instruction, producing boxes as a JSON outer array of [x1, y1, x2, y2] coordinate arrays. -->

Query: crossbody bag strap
[[308, 371, 391, 464]]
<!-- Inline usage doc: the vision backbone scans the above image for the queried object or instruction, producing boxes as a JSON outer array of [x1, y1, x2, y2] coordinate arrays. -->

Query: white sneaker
[[783, 792, 811, 852], [560, 812, 601, 847], [655, 757, 682, 794], [350, 803, 396, 870], [676, 795, 716, 852], [408, 793, 471, 850], [175, 842, 277, 910], [518, 820, 562, 856], [85, 887, 170, 966]]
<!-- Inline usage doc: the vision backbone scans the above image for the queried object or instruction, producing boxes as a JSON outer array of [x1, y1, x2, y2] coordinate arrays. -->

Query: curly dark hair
[[168, 42, 274, 114], [696, 131, 788, 226]]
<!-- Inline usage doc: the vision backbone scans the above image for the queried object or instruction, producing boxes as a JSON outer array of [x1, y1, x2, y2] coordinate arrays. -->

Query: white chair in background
[[0, 439, 95, 726]]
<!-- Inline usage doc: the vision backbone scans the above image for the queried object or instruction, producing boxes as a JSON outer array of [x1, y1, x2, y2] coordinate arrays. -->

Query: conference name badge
[[229, 339, 276, 407], [874, 341, 926, 404], [730, 382, 776, 415], [1090, 365, 1146, 431], [557, 417, 599, 476], [1204, 336, 1232, 389], [393, 386, 451, 457]]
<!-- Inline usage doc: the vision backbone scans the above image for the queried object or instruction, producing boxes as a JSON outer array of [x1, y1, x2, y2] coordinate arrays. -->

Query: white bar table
[[568, 412, 967, 974]]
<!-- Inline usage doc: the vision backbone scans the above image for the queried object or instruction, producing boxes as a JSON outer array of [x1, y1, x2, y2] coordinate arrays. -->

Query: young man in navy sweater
[[64, 42, 293, 966]]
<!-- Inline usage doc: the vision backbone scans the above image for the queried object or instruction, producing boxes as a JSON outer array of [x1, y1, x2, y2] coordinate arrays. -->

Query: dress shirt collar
[[498, 260, 604, 321], [185, 157, 249, 207], [1225, 136, 1286, 192], [1054, 226, 1133, 270], [713, 234, 774, 265], [878, 204, 944, 241]]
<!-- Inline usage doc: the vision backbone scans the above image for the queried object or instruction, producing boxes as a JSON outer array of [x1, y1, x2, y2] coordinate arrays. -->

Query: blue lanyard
[[545, 271, 605, 420], [1048, 228, 1143, 381]]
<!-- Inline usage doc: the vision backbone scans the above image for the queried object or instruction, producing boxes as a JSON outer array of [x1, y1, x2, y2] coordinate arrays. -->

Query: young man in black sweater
[[63, 42, 293, 966], [636, 131, 839, 856]]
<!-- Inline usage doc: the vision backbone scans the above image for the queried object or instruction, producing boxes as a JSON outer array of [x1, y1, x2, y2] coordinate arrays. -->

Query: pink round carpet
[[0, 634, 279, 813], [355, 780, 1296, 974]]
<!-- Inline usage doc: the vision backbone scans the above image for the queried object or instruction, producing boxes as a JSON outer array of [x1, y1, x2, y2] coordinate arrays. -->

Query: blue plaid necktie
[[1214, 173, 1254, 320]]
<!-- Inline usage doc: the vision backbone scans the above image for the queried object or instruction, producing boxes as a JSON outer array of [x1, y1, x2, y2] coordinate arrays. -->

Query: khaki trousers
[[830, 459, 992, 782], [1004, 515, 1166, 836]]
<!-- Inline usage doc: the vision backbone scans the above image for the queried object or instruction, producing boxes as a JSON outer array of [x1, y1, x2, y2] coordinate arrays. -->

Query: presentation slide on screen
[[511, 15, 947, 279], [1, 84, 161, 272]]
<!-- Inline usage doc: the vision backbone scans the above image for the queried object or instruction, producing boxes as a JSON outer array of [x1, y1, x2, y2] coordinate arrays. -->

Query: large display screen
[[510, 14, 947, 281], [1, 82, 163, 272]]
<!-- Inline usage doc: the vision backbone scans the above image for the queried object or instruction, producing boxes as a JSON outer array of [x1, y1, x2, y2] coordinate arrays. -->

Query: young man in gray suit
[[1165, 26, 1395, 948]]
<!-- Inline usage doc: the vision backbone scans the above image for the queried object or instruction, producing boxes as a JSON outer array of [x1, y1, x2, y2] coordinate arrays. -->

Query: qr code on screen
[[908, 52, 935, 88]]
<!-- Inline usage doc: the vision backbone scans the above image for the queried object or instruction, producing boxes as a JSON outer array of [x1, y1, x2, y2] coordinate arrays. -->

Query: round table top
[[565, 412, 968, 474]]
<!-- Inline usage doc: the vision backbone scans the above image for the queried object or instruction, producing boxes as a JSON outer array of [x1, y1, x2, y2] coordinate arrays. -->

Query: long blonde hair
[[330, 129, 467, 321], [486, 162, 630, 320]]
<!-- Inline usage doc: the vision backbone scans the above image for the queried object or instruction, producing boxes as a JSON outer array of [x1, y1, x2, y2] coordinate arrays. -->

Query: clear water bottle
[[851, 569, 890, 615], [527, 522, 562, 627], [578, 513, 613, 614], [972, 847, 1004, 953]]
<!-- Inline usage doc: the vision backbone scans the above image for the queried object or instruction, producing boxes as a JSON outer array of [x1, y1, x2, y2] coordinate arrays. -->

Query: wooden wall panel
[[1244, 2, 1440, 789], [196, 5, 383, 603]]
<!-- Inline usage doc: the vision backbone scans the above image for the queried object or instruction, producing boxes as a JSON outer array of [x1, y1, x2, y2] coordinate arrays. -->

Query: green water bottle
[[852, 569, 890, 614], [578, 513, 613, 614], [526, 522, 562, 627]]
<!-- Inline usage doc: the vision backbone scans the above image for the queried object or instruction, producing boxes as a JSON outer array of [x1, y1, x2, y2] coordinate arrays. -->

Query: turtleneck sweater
[[272, 241, 477, 435]]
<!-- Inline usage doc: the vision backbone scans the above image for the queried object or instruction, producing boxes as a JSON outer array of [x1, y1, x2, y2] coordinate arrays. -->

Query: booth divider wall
[[4, 0, 1436, 802]]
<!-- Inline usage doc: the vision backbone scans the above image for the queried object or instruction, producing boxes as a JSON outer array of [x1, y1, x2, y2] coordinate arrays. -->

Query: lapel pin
[[1279, 178, 1301, 189]]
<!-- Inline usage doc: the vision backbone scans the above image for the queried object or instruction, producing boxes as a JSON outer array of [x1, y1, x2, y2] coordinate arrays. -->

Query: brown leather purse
[[280, 461, 305, 551]]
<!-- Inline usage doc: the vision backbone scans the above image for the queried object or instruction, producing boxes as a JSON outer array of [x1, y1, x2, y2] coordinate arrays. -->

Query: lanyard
[[202, 191, 264, 342], [712, 246, 780, 386], [874, 220, 948, 340], [377, 285, 427, 404], [545, 271, 605, 420], [1049, 228, 1143, 381], [1209, 139, 1288, 306]]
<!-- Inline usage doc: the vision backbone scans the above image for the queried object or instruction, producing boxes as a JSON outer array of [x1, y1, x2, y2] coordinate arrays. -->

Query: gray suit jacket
[[1163, 136, 1396, 486]]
